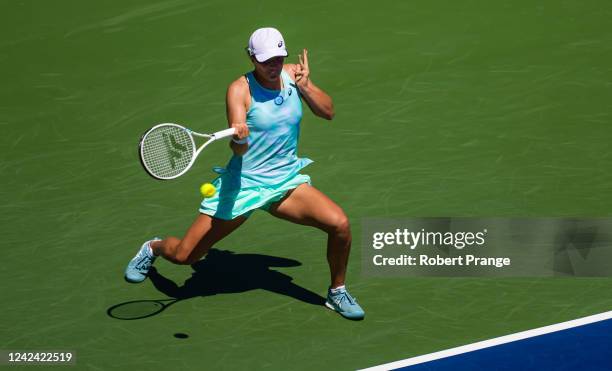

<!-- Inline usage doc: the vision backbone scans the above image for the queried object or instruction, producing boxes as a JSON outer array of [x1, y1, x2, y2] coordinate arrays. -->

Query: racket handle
[[213, 127, 236, 140]]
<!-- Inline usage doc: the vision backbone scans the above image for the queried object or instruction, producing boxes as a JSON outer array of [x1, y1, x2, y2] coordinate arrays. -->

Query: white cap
[[247, 27, 288, 62]]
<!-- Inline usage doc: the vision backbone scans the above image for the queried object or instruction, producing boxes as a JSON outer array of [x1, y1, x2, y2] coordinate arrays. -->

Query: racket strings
[[141, 125, 195, 178]]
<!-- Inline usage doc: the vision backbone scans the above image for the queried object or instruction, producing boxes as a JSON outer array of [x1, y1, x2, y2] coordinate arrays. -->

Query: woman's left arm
[[293, 49, 335, 120]]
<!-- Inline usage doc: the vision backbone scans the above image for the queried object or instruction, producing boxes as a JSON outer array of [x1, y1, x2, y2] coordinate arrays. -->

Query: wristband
[[232, 137, 248, 145]]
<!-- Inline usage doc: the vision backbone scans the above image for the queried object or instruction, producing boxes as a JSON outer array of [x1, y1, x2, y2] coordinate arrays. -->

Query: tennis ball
[[200, 183, 217, 198]]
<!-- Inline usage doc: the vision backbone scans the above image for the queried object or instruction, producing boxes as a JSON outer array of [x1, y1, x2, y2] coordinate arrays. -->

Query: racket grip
[[213, 127, 236, 140]]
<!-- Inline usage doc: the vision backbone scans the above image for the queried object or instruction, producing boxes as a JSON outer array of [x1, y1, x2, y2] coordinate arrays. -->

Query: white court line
[[359, 310, 612, 371]]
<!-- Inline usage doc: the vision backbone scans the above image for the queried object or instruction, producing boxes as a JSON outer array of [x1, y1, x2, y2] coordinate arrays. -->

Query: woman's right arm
[[226, 77, 250, 156]]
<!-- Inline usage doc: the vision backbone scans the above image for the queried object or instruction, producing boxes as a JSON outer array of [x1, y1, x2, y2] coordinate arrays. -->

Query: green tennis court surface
[[2, 1, 612, 369]]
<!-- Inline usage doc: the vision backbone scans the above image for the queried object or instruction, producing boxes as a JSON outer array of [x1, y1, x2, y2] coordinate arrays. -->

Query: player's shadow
[[153, 248, 324, 304], [109, 249, 326, 319]]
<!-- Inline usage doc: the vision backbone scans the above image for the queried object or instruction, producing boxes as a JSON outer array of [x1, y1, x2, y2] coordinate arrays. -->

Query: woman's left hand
[[295, 49, 310, 89]]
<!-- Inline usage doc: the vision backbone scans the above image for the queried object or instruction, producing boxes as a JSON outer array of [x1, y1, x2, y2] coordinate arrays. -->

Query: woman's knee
[[327, 212, 351, 239], [171, 241, 193, 265], [174, 249, 197, 265], [174, 240, 210, 265]]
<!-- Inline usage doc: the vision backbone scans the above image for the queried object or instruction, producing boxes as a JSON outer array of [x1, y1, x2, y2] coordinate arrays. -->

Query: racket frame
[[139, 123, 235, 180]]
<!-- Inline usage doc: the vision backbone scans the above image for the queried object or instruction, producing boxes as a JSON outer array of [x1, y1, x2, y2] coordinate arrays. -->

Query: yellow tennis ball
[[200, 183, 217, 198]]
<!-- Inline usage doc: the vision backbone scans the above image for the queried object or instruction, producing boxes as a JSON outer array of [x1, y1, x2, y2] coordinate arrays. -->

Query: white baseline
[[359, 310, 612, 371]]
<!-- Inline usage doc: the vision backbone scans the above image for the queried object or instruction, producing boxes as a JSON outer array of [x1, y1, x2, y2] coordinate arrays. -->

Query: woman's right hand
[[232, 122, 249, 141], [230, 122, 249, 156]]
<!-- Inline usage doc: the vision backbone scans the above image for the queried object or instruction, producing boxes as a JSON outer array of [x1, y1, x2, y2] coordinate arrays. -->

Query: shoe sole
[[325, 301, 365, 320], [124, 275, 146, 283]]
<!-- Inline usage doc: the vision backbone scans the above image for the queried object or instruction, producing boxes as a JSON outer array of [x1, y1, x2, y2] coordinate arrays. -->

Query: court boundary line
[[359, 310, 612, 371]]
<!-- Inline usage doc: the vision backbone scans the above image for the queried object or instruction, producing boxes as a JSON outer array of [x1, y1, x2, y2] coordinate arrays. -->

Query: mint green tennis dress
[[200, 69, 313, 220]]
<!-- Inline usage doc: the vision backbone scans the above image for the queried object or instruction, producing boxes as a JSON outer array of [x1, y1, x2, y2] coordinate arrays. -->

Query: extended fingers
[[294, 63, 303, 81]]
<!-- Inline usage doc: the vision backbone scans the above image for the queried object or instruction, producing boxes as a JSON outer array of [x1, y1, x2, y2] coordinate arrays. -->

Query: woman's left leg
[[268, 183, 364, 319], [268, 183, 351, 288]]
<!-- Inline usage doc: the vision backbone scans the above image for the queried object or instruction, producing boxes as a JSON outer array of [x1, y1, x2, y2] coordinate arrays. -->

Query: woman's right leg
[[151, 213, 248, 265]]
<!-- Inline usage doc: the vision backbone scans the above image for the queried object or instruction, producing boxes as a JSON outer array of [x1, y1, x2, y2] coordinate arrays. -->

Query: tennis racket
[[139, 123, 235, 180]]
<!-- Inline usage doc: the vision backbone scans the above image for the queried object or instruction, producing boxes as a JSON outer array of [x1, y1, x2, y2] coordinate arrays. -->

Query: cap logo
[[278, 41, 283, 48]]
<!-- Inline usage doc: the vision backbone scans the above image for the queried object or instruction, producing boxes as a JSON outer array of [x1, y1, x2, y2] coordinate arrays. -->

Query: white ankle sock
[[330, 285, 346, 294], [146, 244, 155, 258]]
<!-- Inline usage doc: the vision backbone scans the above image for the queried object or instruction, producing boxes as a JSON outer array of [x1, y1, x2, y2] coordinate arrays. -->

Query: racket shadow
[[107, 298, 178, 320], [108, 248, 325, 320]]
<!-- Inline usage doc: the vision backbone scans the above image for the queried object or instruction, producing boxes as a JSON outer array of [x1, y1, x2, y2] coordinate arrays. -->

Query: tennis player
[[125, 27, 364, 320]]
